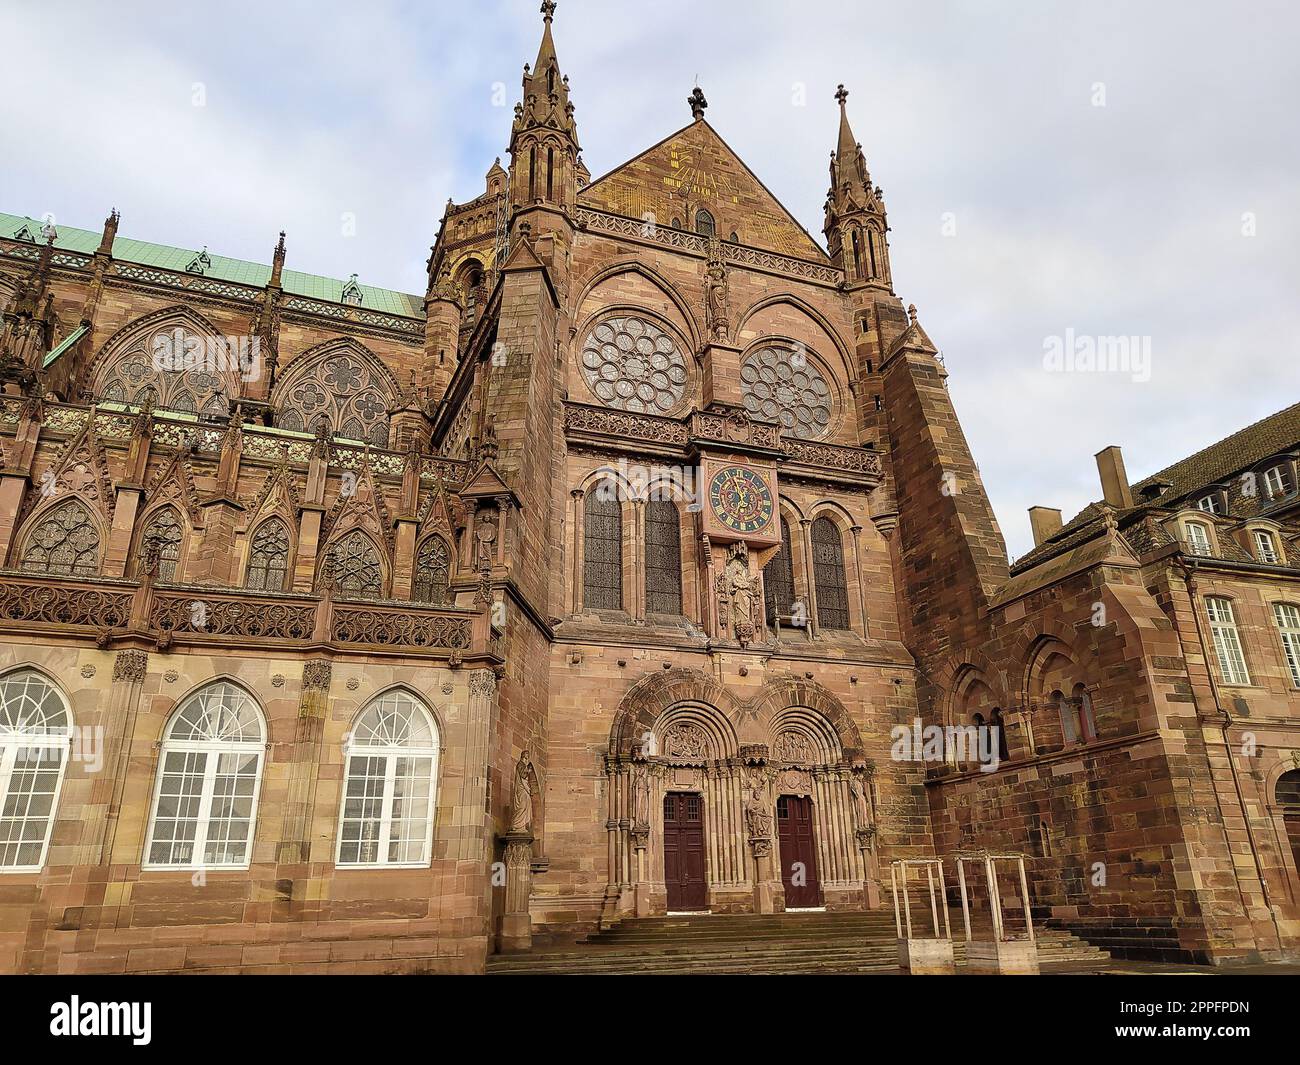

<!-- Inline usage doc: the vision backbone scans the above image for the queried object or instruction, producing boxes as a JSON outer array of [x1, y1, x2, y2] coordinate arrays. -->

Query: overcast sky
[[2, 0, 1296, 559]]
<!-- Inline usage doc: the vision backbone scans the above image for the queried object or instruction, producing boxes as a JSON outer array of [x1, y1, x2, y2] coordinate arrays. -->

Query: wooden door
[[777, 794, 822, 908], [663, 792, 707, 911]]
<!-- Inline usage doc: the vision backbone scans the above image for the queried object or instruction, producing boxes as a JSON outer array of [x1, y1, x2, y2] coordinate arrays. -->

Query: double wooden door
[[777, 794, 822, 908], [662, 792, 708, 911]]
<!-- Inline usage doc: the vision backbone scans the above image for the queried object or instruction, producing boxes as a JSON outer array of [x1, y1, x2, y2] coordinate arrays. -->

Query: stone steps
[[487, 911, 1109, 975]]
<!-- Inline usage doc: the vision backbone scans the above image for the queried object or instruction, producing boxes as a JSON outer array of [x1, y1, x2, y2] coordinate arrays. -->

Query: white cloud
[[2, 0, 1296, 560]]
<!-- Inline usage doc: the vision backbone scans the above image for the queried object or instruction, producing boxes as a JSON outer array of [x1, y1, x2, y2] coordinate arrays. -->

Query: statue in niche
[[849, 772, 872, 832], [744, 770, 772, 839], [474, 506, 498, 568], [704, 240, 730, 342], [720, 541, 758, 646], [631, 763, 650, 830], [509, 751, 534, 834]]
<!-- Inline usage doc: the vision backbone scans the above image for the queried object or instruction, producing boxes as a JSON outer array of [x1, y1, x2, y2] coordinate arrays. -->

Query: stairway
[[486, 910, 1111, 975]]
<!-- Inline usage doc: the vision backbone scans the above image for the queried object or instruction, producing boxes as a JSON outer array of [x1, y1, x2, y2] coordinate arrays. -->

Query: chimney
[[1028, 506, 1063, 547], [1094, 445, 1134, 509]]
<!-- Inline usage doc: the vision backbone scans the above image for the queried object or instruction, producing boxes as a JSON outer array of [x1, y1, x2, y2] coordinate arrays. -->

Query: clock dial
[[709, 466, 774, 535]]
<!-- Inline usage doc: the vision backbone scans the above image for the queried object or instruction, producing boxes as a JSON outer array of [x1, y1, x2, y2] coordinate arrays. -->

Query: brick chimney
[[1094, 445, 1134, 509], [1028, 506, 1063, 547]]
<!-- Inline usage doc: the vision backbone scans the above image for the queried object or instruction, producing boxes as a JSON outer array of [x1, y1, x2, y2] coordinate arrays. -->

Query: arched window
[[583, 489, 622, 611], [140, 506, 184, 582], [337, 690, 440, 867], [0, 670, 72, 871], [644, 499, 682, 616], [413, 535, 452, 604], [694, 209, 715, 238], [144, 681, 265, 869], [327, 531, 384, 599], [811, 517, 849, 630], [245, 519, 291, 592], [1277, 770, 1300, 879], [21, 499, 100, 576], [764, 517, 796, 622]]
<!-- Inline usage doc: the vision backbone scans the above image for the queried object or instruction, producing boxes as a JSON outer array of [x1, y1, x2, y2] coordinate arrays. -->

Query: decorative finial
[[907, 303, 917, 324], [540, 0, 556, 22], [688, 85, 708, 121], [835, 84, 849, 107]]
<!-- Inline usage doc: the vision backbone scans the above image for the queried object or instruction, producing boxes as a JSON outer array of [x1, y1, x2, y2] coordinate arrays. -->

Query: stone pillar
[[499, 832, 535, 953], [461, 669, 499, 854], [103, 487, 143, 578], [799, 518, 819, 636], [701, 342, 743, 408], [97, 649, 149, 864], [570, 489, 584, 613], [276, 660, 332, 870]]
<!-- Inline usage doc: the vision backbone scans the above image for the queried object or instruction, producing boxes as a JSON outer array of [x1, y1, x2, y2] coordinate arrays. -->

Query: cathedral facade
[[0, 5, 1297, 973]]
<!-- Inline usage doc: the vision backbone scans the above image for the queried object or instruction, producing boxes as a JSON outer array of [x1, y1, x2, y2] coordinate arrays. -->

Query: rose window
[[740, 346, 833, 439], [580, 316, 688, 413]]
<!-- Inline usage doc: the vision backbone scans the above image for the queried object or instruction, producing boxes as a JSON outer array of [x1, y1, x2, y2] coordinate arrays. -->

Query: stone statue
[[704, 243, 730, 342], [849, 773, 872, 831], [744, 786, 772, 839], [721, 542, 757, 645], [475, 507, 498, 568], [632, 763, 650, 830], [509, 751, 534, 833]]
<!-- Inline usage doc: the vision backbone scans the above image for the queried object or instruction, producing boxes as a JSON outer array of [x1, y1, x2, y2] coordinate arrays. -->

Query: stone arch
[[608, 668, 743, 758], [12, 494, 108, 577], [272, 337, 400, 448], [131, 501, 191, 582], [574, 259, 702, 349], [89, 304, 242, 415], [746, 677, 864, 761], [734, 294, 855, 386], [769, 706, 842, 765]]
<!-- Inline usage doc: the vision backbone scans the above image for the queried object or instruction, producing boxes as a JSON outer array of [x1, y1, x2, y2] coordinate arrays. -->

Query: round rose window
[[580, 316, 689, 413], [740, 346, 833, 439]]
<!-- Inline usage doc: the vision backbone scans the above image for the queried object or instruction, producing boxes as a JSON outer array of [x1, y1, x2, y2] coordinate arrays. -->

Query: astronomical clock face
[[708, 465, 774, 535]]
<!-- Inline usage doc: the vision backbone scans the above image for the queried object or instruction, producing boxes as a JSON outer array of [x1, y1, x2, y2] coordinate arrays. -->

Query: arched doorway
[[604, 671, 878, 922]]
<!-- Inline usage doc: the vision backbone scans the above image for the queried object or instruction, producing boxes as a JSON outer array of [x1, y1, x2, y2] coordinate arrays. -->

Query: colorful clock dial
[[708, 466, 774, 534]]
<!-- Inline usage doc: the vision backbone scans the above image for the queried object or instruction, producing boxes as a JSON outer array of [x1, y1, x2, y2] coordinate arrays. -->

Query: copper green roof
[[43, 323, 87, 368], [1, 213, 424, 318]]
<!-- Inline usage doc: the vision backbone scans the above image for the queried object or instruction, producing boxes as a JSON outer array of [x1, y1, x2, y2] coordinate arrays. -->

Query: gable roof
[[1011, 401, 1300, 574], [579, 120, 829, 262], [0, 212, 424, 318]]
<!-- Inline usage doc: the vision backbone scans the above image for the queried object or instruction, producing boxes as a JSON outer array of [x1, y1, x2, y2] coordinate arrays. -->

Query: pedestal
[[897, 937, 956, 975], [751, 839, 779, 914], [499, 832, 534, 953], [964, 938, 1040, 975]]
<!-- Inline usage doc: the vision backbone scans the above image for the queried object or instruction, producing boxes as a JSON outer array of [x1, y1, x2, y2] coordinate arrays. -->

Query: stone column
[[499, 832, 535, 953], [799, 518, 819, 636], [276, 660, 332, 873], [570, 489, 584, 613], [96, 649, 149, 864]]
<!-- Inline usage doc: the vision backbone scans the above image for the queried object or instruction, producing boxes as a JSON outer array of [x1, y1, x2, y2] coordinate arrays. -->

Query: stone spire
[[509, 1, 580, 209], [824, 85, 892, 289]]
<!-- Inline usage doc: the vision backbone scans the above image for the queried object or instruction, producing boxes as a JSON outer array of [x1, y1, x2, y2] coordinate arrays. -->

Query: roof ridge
[[1134, 400, 1300, 488]]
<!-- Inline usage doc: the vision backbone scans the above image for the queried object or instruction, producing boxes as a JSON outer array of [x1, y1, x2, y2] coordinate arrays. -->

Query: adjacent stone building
[[0, 4, 1295, 972]]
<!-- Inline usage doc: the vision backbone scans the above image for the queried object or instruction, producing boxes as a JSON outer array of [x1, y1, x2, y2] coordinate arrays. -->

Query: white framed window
[[0, 670, 72, 872], [1253, 529, 1279, 564], [144, 681, 265, 870], [1264, 465, 1291, 499], [1197, 494, 1222, 514], [1184, 521, 1212, 556], [1274, 603, 1300, 688], [1205, 597, 1251, 686], [336, 690, 439, 868]]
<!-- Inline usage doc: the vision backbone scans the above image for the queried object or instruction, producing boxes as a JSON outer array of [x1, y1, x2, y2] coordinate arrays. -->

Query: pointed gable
[[579, 120, 829, 262]]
